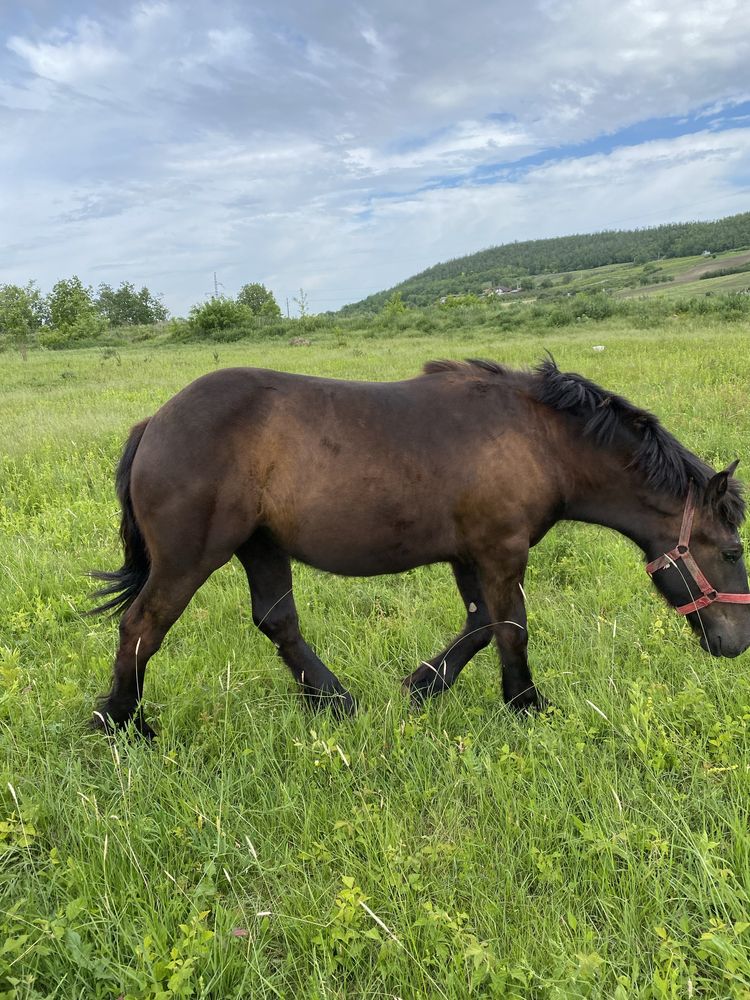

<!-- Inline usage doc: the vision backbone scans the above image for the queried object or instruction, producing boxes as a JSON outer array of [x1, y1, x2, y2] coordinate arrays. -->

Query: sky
[[1, 1, 749, 317]]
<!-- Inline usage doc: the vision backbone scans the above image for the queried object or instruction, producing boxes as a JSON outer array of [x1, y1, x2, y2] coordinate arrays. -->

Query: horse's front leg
[[479, 553, 546, 712]]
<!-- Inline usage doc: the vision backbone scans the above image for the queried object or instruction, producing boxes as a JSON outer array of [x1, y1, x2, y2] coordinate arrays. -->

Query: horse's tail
[[90, 418, 152, 616]]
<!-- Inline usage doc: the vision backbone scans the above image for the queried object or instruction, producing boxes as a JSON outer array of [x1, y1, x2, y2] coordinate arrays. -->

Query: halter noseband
[[646, 482, 750, 615]]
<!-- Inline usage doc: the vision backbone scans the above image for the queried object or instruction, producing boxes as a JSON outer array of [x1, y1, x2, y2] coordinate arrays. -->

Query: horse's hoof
[[133, 714, 157, 740], [305, 688, 357, 719], [332, 690, 357, 719], [89, 711, 112, 735], [89, 709, 156, 741], [507, 691, 550, 715], [404, 682, 442, 710], [402, 664, 448, 706], [406, 685, 428, 710]]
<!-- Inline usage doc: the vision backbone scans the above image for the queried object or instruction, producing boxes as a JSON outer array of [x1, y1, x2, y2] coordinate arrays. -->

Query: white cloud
[[0, 0, 749, 315], [8, 18, 123, 84]]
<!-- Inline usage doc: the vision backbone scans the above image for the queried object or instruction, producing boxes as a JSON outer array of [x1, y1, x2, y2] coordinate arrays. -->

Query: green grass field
[[3, 318, 750, 998], [533, 249, 750, 301]]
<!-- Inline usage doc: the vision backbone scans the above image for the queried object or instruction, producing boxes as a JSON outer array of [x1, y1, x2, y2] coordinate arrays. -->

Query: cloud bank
[[1, 0, 749, 314]]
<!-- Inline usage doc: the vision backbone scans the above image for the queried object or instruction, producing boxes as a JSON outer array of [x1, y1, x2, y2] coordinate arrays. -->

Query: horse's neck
[[564, 463, 677, 555]]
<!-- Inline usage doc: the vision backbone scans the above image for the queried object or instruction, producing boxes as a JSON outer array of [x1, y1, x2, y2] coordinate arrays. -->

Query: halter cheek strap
[[646, 482, 750, 615]]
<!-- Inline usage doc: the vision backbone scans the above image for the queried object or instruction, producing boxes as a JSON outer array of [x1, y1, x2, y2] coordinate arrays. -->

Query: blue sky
[[1, 0, 749, 315]]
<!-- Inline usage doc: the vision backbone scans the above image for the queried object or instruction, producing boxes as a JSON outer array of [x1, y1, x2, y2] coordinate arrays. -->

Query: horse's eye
[[722, 549, 742, 564]]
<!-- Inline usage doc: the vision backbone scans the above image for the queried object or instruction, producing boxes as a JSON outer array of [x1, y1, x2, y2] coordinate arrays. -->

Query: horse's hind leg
[[236, 531, 355, 717], [403, 561, 493, 703], [93, 564, 211, 738]]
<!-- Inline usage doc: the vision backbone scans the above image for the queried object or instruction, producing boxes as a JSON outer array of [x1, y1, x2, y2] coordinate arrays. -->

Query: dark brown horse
[[91, 358, 750, 737]]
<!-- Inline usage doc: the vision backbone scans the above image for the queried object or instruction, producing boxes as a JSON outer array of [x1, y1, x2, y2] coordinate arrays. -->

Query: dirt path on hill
[[672, 251, 750, 284]]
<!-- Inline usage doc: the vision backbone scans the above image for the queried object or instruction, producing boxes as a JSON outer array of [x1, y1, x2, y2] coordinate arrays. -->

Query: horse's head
[[646, 463, 750, 658]]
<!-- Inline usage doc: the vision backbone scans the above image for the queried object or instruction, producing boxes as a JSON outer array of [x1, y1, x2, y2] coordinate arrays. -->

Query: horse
[[90, 357, 750, 738]]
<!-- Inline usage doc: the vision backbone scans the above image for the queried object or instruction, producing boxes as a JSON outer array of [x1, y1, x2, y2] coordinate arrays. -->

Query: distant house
[[483, 285, 522, 297], [701, 250, 712, 257]]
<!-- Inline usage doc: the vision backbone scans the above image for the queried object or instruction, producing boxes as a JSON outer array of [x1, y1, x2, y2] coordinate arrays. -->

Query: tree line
[[0, 277, 169, 350], [0, 277, 282, 351]]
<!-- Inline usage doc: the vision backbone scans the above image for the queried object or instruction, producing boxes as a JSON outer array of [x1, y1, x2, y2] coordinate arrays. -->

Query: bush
[[627, 298, 670, 329], [571, 292, 618, 321], [38, 312, 109, 347], [378, 291, 407, 327], [188, 297, 252, 335], [546, 304, 575, 327], [698, 263, 750, 280], [439, 293, 480, 308], [296, 313, 334, 333], [412, 312, 438, 333]]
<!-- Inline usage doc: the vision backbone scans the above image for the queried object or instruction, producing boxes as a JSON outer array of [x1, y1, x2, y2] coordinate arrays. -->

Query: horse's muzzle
[[700, 632, 750, 658]]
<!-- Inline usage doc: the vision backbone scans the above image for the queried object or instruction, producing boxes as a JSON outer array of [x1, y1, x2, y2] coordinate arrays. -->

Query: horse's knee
[[467, 613, 494, 652], [475, 621, 494, 649], [253, 605, 299, 646]]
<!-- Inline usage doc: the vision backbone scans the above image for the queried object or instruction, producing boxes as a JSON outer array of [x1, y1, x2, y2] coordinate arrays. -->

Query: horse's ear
[[705, 460, 740, 505]]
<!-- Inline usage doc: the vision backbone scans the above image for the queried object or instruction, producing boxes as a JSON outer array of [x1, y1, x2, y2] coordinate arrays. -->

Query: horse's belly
[[288, 545, 435, 577], [283, 513, 453, 577]]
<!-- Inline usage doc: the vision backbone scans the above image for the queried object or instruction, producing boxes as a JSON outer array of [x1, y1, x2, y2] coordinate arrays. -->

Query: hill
[[339, 211, 750, 314]]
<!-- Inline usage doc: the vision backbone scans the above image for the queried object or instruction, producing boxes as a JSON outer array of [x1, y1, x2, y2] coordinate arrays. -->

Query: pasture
[[2, 317, 750, 998]]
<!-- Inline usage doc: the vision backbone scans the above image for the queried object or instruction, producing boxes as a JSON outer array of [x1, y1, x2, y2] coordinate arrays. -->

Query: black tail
[[90, 418, 152, 616]]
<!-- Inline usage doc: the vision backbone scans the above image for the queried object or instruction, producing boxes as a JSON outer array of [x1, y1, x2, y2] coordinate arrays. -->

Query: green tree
[[380, 291, 406, 324], [45, 276, 107, 343], [236, 282, 281, 317], [0, 282, 45, 356], [96, 282, 169, 326], [189, 297, 251, 336]]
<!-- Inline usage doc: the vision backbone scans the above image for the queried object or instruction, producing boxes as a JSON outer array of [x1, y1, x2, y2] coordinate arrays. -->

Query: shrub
[[439, 293, 480, 308], [571, 292, 618, 321], [379, 291, 407, 326], [38, 311, 109, 347], [188, 297, 252, 336], [546, 304, 575, 327], [412, 312, 438, 333]]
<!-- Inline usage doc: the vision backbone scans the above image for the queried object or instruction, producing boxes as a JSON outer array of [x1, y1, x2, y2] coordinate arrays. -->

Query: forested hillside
[[340, 211, 750, 313]]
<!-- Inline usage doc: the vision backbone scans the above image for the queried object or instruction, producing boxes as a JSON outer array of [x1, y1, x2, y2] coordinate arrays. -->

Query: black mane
[[533, 358, 745, 525], [423, 358, 507, 377], [423, 356, 745, 526]]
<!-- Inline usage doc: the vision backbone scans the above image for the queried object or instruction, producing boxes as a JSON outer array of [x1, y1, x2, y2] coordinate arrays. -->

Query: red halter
[[646, 482, 750, 615]]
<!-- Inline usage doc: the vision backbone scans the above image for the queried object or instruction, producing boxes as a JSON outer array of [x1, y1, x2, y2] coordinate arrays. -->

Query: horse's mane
[[422, 356, 745, 525], [423, 358, 507, 377]]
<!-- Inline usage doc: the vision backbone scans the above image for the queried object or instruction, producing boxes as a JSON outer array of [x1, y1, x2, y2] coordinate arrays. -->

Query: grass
[[2, 318, 750, 998], [632, 268, 750, 301], [531, 249, 750, 301]]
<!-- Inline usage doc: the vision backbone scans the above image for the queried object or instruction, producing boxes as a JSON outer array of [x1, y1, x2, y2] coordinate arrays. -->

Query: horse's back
[[125, 365, 550, 574]]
